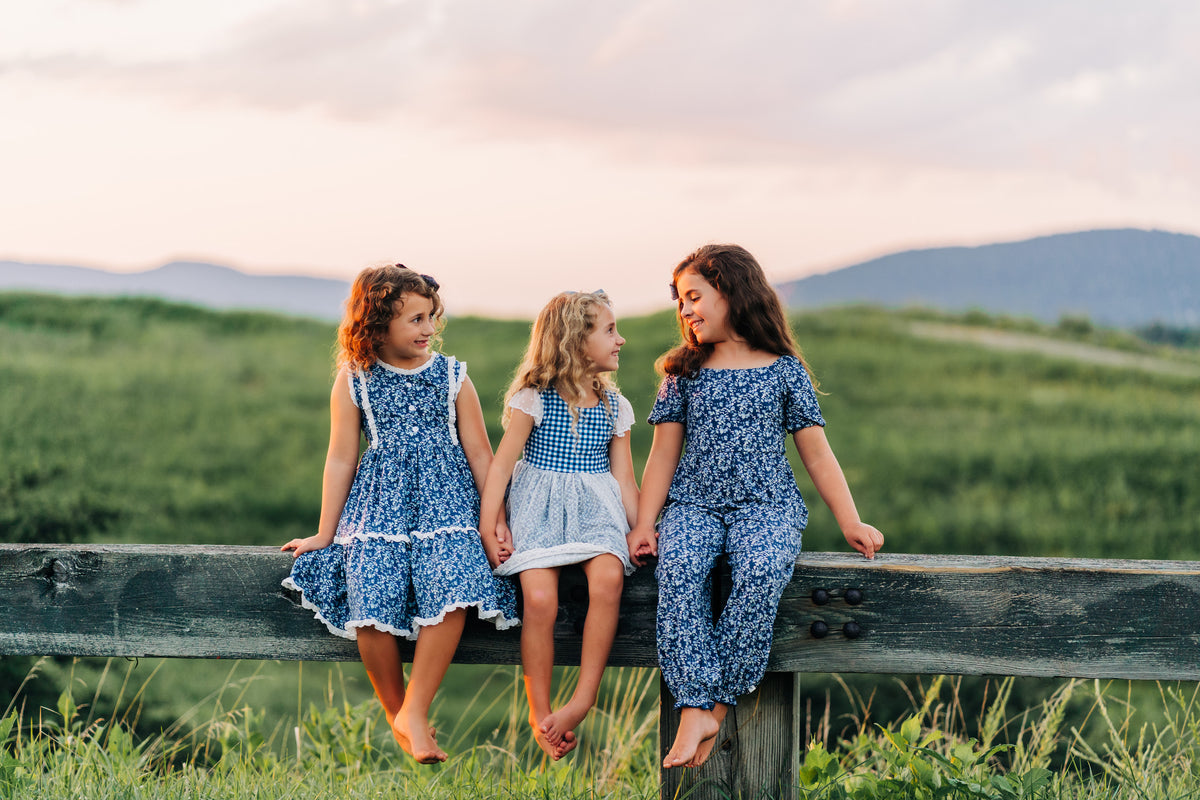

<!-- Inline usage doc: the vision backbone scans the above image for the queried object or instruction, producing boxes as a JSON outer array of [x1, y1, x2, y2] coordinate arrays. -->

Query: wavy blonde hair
[[502, 290, 618, 429], [335, 264, 443, 372]]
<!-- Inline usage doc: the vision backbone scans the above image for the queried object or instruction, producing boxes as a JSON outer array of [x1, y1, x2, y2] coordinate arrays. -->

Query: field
[[3, 291, 1200, 796]]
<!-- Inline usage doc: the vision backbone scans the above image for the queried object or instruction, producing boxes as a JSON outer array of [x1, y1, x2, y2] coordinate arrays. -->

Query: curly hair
[[336, 264, 444, 372], [656, 244, 816, 385], [502, 291, 618, 430]]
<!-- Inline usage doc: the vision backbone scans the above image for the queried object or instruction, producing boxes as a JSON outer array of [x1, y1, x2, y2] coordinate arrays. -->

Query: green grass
[[8, 662, 1200, 798], [4, 291, 1200, 794]]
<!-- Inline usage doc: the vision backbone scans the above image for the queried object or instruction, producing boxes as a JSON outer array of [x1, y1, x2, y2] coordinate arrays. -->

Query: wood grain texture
[[8, 544, 1200, 800], [777, 552, 1200, 679], [5, 545, 1200, 682]]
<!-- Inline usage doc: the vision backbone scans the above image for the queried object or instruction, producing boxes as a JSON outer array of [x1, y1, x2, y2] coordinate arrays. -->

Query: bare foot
[[528, 713, 558, 760], [663, 707, 720, 769], [540, 699, 591, 747], [393, 709, 447, 764], [553, 730, 577, 760], [687, 704, 728, 767]]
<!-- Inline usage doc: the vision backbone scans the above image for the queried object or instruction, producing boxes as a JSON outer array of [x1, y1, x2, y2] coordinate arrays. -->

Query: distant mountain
[[0, 261, 350, 321], [777, 229, 1200, 328]]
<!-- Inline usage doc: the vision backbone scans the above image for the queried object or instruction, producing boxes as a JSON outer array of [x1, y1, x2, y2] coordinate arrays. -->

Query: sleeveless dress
[[283, 353, 519, 639], [493, 387, 635, 577]]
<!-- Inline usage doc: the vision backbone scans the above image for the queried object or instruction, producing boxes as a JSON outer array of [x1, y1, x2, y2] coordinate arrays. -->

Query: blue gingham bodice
[[522, 389, 620, 474]]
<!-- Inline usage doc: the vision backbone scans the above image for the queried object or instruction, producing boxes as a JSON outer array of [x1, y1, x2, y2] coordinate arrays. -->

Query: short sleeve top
[[647, 355, 824, 508], [510, 387, 634, 474]]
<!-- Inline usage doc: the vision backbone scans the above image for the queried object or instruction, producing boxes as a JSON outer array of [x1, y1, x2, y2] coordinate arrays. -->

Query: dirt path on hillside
[[908, 322, 1200, 378]]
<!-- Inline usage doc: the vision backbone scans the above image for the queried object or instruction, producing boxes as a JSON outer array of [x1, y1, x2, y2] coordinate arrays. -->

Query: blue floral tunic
[[283, 353, 519, 640], [647, 355, 824, 709]]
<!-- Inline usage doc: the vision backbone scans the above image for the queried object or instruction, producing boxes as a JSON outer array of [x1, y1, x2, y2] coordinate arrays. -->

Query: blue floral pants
[[655, 501, 803, 709]]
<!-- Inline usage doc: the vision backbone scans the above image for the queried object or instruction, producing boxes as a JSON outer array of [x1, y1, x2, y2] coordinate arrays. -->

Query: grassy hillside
[[5, 291, 1197, 559], [3, 291, 1200, 747]]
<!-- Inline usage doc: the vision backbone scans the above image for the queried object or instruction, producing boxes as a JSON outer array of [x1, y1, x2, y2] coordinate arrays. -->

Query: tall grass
[[1, 658, 661, 799], [9, 661, 1200, 798]]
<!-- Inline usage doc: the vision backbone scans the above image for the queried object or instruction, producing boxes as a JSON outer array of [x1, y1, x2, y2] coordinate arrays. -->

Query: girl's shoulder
[[508, 386, 545, 425]]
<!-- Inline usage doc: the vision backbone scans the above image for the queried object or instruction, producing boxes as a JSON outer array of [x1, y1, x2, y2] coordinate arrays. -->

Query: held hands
[[280, 532, 334, 558], [626, 524, 659, 567], [480, 522, 513, 569], [842, 522, 885, 560]]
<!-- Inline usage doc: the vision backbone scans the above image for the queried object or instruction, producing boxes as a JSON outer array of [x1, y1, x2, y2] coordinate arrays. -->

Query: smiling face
[[377, 293, 437, 368], [675, 268, 733, 345], [582, 303, 624, 374]]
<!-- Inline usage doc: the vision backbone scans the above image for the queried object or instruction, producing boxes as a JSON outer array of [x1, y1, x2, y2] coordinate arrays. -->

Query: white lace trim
[[447, 356, 465, 446], [412, 600, 521, 633], [334, 530, 411, 545], [410, 525, 477, 540], [283, 580, 519, 642], [332, 525, 478, 545], [508, 387, 544, 425], [345, 370, 359, 409], [354, 369, 380, 449], [346, 619, 414, 638], [281, 576, 358, 640], [374, 355, 436, 375], [613, 393, 635, 437]]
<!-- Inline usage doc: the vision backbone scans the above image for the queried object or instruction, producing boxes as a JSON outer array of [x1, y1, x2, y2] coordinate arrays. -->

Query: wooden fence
[[4, 543, 1200, 799]]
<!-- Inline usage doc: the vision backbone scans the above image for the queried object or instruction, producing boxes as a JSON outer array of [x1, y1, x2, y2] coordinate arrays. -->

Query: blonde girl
[[479, 290, 639, 759]]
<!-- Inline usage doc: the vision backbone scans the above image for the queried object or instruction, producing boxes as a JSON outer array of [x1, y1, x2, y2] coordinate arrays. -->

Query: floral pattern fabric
[[283, 353, 518, 639], [647, 356, 823, 709]]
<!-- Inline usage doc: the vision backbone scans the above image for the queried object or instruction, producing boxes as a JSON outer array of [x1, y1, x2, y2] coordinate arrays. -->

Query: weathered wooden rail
[[4, 543, 1200, 799]]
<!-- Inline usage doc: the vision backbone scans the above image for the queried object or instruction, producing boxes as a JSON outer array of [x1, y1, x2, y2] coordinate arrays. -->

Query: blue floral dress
[[647, 355, 824, 709], [283, 353, 519, 640], [493, 387, 635, 577]]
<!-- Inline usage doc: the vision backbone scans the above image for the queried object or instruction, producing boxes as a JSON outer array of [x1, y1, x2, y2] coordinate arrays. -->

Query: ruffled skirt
[[283, 445, 519, 639], [494, 462, 634, 576]]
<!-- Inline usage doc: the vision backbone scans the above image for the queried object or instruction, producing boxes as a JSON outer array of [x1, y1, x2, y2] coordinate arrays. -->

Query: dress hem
[[282, 577, 520, 641], [494, 544, 634, 577]]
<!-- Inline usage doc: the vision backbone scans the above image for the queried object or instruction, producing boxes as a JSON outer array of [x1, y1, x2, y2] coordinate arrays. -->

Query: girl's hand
[[627, 525, 659, 567], [281, 533, 334, 558], [842, 522, 884, 560], [480, 529, 512, 569], [495, 519, 513, 550]]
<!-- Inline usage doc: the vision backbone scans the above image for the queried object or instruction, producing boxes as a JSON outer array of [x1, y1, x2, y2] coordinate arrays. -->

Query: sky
[[2, 0, 1198, 316]]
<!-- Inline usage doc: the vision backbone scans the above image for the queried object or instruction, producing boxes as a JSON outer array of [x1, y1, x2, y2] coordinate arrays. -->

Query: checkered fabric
[[522, 389, 616, 474]]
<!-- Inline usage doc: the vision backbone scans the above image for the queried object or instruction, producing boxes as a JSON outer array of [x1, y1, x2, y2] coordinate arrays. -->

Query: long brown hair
[[657, 244, 816, 384], [336, 264, 444, 372], [502, 291, 617, 429]]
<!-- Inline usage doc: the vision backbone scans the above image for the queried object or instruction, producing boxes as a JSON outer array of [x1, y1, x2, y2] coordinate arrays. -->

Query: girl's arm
[[626, 421, 684, 566], [454, 375, 512, 548], [282, 369, 361, 557], [793, 425, 884, 559], [608, 433, 640, 528], [455, 376, 494, 489], [478, 410, 535, 567]]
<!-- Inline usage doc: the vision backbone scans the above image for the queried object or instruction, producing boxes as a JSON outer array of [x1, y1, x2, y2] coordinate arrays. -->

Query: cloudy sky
[[2, 0, 1197, 316]]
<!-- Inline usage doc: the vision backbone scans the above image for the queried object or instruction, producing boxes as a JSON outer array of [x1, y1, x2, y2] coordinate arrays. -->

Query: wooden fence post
[[659, 672, 800, 800]]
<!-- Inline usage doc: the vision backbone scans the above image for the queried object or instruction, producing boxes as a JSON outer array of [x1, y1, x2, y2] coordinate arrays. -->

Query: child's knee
[[522, 586, 560, 620], [588, 559, 624, 601]]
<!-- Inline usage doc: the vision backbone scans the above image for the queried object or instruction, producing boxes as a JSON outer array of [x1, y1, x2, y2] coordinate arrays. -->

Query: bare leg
[[542, 555, 623, 758], [393, 608, 466, 764], [355, 626, 409, 746], [519, 568, 561, 758], [687, 702, 728, 767], [664, 706, 721, 769]]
